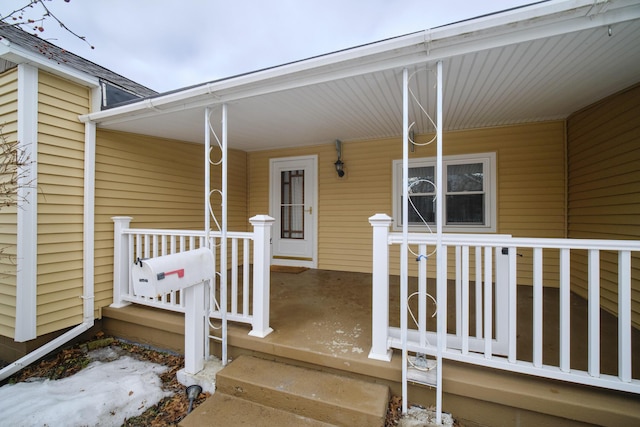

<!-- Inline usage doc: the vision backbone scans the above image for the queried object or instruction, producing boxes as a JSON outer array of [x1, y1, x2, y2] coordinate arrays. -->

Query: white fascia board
[[79, 0, 640, 127], [15, 63, 38, 342], [426, 0, 640, 59], [78, 32, 429, 125], [0, 40, 99, 88]]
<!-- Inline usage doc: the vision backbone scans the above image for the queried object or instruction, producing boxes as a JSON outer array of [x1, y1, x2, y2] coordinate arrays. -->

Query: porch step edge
[[179, 392, 337, 427], [216, 355, 389, 426]]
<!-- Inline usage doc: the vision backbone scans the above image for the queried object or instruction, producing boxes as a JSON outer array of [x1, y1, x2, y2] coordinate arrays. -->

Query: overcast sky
[[5, 0, 537, 93]]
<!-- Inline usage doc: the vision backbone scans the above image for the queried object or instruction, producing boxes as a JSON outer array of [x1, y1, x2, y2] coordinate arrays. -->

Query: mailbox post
[[131, 247, 215, 375]]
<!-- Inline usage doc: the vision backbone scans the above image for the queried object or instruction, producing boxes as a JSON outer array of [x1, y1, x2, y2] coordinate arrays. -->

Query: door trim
[[269, 155, 318, 268]]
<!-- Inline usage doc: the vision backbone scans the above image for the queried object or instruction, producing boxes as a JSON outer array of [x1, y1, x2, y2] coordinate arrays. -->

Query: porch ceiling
[[86, 1, 640, 152]]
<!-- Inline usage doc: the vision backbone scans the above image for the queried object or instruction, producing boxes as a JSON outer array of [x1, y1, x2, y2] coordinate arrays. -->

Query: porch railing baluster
[[455, 246, 462, 337], [439, 242, 448, 353], [231, 238, 238, 315], [461, 245, 469, 355], [619, 250, 632, 383], [243, 238, 250, 316], [533, 247, 543, 368], [508, 246, 517, 363], [418, 243, 427, 348], [588, 249, 600, 377], [483, 246, 492, 358], [560, 248, 571, 373], [143, 234, 149, 259], [475, 246, 482, 339]]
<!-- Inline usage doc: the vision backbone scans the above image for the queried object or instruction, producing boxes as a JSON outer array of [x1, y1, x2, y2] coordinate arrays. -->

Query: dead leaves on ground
[[4, 334, 210, 426]]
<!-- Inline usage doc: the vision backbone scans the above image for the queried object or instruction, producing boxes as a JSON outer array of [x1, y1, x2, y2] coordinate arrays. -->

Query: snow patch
[[0, 354, 171, 427]]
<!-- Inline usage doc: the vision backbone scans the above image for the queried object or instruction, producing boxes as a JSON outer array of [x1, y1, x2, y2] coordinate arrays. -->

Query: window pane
[[403, 195, 435, 224], [408, 166, 435, 194], [446, 194, 484, 224], [447, 163, 483, 192]]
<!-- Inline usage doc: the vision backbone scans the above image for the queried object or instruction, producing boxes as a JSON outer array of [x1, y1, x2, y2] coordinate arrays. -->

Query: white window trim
[[392, 152, 497, 233]]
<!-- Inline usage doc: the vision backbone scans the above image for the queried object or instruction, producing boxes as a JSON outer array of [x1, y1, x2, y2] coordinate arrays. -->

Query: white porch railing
[[369, 213, 640, 394], [111, 215, 274, 338]]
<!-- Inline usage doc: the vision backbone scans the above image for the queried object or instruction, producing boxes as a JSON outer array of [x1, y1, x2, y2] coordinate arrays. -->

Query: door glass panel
[[280, 170, 305, 239]]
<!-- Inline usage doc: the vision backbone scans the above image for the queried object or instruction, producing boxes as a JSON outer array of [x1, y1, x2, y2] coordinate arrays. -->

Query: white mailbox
[[131, 247, 214, 297], [131, 246, 215, 375]]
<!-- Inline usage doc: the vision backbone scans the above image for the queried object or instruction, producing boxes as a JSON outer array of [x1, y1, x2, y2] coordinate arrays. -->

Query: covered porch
[[102, 266, 640, 426], [82, 2, 640, 425]]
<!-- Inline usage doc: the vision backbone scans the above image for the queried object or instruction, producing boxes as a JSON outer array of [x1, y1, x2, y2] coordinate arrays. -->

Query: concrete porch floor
[[228, 268, 640, 376], [103, 268, 640, 426]]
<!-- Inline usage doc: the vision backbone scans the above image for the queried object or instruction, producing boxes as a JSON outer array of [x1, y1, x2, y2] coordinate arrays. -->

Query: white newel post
[[111, 216, 133, 308], [248, 215, 275, 338], [369, 213, 393, 361]]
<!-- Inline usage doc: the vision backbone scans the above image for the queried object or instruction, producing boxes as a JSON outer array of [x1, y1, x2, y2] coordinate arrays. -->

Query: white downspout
[[0, 111, 98, 381]]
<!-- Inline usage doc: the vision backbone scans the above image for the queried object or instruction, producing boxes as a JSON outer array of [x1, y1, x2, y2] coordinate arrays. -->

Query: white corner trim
[[83, 120, 96, 322], [15, 63, 38, 342]]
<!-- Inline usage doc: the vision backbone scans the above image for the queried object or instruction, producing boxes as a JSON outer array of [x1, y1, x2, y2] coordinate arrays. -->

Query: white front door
[[269, 156, 317, 268]]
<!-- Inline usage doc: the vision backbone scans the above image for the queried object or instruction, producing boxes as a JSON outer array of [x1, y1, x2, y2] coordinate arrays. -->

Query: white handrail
[[370, 214, 640, 394], [111, 217, 274, 338]]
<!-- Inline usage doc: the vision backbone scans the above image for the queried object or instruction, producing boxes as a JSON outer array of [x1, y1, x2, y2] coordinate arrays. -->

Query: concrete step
[[180, 355, 390, 427]]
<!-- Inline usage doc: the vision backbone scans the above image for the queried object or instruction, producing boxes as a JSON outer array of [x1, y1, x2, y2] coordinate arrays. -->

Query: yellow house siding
[[567, 83, 640, 328], [0, 68, 18, 338], [248, 122, 566, 274], [94, 130, 247, 311], [36, 72, 89, 336]]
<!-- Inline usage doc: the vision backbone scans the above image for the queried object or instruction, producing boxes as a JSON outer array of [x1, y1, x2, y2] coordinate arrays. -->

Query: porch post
[[248, 215, 275, 338], [368, 213, 393, 362], [111, 216, 133, 308]]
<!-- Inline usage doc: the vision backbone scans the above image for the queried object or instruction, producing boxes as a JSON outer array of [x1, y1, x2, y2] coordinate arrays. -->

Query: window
[[392, 153, 496, 232]]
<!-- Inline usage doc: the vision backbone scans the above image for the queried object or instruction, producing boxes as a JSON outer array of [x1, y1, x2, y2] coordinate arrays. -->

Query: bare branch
[[0, 125, 33, 210], [0, 1, 39, 24], [34, 0, 94, 49], [0, 0, 93, 50]]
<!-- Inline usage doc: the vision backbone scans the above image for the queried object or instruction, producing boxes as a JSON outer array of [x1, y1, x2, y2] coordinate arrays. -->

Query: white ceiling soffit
[[82, 0, 640, 151]]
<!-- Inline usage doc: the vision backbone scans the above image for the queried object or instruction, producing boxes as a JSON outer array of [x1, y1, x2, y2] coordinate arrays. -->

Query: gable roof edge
[[0, 37, 99, 88]]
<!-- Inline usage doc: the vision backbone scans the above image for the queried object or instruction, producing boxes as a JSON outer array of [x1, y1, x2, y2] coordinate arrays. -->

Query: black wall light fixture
[[334, 139, 345, 177]]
